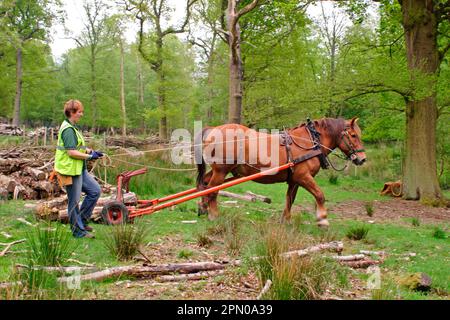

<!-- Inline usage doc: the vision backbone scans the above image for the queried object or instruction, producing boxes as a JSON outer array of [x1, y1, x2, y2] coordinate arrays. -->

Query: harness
[[280, 119, 329, 181]]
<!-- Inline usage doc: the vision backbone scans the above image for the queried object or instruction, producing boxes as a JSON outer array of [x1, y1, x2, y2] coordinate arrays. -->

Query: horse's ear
[[350, 117, 359, 128]]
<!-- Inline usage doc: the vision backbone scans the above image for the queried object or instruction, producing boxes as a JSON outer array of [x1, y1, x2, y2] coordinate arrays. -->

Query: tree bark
[[120, 39, 127, 137], [401, 0, 442, 202], [227, 0, 244, 124], [12, 46, 23, 127]]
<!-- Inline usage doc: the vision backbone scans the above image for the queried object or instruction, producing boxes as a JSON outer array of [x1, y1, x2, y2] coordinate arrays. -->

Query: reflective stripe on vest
[[54, 120, 86, 176]]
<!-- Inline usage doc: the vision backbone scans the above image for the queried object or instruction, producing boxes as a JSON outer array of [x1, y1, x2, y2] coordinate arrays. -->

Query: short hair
[[64, 99, 84, 118]]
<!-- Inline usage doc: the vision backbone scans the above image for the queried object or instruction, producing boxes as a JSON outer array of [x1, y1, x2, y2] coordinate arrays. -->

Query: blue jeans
[[65, 170, 101, 238]]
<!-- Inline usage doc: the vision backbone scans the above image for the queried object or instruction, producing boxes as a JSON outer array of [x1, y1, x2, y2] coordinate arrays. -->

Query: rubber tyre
[[101, 201, 129, 225]]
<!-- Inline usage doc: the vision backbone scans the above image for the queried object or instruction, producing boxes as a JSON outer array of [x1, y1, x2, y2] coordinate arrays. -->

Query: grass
[[101, 218, 148, 261], [432, 227, 447, 240], [346, 225, 370, 240], [0, 141, 448, 299]]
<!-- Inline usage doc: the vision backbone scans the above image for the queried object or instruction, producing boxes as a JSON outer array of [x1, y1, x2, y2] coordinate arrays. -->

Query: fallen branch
[[16, 218, 35, 227], [14, 264, 98, 273], [256, 279, 272, 300], [57, 261, 230, 283], [280, 241, 344, 258], [331, 254, 366, 262], [219, 190, 256, 202], [339, 258, 381, 268], [155, 270, 225, 282], [245, 191, 271, 204], [0, 239, 26, 257]]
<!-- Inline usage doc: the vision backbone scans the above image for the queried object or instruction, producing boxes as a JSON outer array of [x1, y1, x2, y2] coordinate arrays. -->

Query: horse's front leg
[[298, 174, 329, 228], [205, 170, 227, 221], [281, 182, 299, 224], [197, 170, 213, 216]]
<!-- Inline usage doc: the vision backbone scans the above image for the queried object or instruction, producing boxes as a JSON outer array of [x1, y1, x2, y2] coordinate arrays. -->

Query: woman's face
[[70, 108, 84, 123]]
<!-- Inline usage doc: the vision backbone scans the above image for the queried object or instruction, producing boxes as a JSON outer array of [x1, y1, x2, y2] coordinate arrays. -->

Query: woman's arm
[[67, 149, 91, 160]]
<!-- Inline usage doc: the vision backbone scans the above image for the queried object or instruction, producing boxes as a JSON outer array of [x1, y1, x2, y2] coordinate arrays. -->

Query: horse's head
[[337, 117, 367, 166]]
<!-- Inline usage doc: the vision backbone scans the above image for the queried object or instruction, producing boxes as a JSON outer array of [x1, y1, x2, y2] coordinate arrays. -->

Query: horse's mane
[[291, 118, 346, 141]]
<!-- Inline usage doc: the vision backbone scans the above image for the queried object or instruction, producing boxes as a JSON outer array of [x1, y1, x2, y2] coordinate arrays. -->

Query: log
[[15, 264, 98, 273], [0, 239, 26, 257], [339, 258, 380, 268], [154, 270, 225, 282], [245, 191, 272, 204], [331, 254, 366, 262], [0, 186, 8, 200], [219, 190, 256, 202], [57, 261, 230, 283], [0, 174, 17, 193], [24, 167, 46, 180], [256, 279, 272, 300], [280, 241, 344, 258]]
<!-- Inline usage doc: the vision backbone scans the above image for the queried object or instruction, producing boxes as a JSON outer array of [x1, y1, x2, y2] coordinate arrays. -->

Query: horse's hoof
[[208, 214, 218, 221], [317, 219, 329, 228]]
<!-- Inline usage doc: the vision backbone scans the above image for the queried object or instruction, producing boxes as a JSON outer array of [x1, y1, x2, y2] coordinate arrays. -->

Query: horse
[[195, 117, 367, 227]]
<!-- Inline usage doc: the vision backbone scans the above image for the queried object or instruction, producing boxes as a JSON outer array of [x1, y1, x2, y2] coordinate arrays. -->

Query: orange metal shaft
[[129, 163, 293, 218]]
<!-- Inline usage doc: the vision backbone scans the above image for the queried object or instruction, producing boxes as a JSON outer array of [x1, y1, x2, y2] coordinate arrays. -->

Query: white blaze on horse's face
[[342, 117, 367, 166]]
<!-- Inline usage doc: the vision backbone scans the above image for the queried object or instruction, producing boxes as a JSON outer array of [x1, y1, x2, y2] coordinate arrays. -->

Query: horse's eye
[[351, 134, 356, 138]]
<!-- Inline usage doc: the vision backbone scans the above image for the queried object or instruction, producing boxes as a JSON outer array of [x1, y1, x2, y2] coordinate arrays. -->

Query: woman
[[54, 99, 103, 238]]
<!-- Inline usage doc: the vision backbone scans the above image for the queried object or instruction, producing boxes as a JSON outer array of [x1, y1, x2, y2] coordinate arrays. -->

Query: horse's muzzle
[[353, 157, 366, 166]]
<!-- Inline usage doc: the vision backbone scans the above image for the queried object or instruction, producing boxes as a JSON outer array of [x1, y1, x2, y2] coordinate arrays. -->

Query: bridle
[[339, 127, 365, 161]]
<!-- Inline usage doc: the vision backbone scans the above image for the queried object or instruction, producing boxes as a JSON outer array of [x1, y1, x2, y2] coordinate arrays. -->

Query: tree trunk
[[155, 39, 168, 140], [401, 0, 442, 202], [136, 51, 144, 105], [120, 40, 126, 137], [12, 47, 23, 127], [227, 0, 243, 124], [90, 49, 97, 130]]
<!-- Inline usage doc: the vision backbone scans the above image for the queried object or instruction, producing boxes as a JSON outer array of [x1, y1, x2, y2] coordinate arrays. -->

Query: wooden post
[[43, 127, 47, 146], [51, 128, 54, 143]]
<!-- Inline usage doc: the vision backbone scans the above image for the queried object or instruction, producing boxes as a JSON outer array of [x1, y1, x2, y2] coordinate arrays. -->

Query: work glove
[[89, 150, 104, 160]]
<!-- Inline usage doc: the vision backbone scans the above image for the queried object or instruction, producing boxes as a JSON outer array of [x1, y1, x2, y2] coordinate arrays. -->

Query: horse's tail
[[195, 127, 211, 189]]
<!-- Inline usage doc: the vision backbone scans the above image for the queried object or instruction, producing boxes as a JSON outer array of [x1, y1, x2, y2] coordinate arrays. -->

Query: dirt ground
[[329, 198, 450, 225], [85, 198, 449, 300]]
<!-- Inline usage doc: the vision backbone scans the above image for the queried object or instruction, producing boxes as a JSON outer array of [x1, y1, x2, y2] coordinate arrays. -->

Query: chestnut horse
[[196, 117, 367, 227]]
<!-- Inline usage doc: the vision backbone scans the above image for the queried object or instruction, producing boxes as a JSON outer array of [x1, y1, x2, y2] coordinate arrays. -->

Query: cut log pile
[[0, 124, 23, 136], [0, 147, 62, 200], [105, 135, 162, 148]]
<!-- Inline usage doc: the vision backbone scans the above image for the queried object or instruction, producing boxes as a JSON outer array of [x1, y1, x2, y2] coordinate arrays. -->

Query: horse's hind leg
[[281, 182, 299, 224], [298, 174, 329, 228]]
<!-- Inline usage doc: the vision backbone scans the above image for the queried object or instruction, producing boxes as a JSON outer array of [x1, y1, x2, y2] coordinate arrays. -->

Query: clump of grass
[[102, 218, 148, 261], [253, 223, 335, 300], [196, 233, 213, 248], [432, 227, 447, 239], [365, 201, 374, 217], [346, 225, 370, 240], [214, 211, 245, 255], [411, 217, 421, 227], [27, 222, 78, 266], [2, 223, 79, 300], [328, 174, 339, 185], [177, 249, 194, 259]]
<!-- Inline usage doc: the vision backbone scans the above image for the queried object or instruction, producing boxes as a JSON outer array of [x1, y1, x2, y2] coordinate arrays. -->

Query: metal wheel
[[101, 201, 129, 225]]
